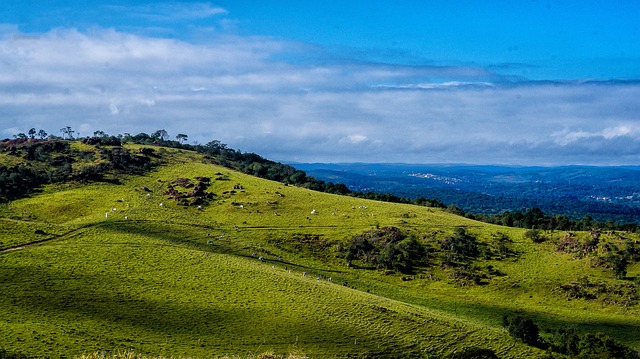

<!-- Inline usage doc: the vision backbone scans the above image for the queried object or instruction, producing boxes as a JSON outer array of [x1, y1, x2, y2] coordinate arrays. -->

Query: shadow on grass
[[4, 219, 639, 353], [97, 220, 348, 276], [1, 243, 430, 358], [57, 221, 640, 343]]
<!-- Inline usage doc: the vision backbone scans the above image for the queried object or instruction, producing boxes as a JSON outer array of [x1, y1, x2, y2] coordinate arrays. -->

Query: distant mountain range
[[291, 163, 640, 223]]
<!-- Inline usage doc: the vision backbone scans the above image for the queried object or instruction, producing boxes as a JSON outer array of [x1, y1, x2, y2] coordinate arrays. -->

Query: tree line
[[502, 314, 639, 358], [3, 127, 639, 231]]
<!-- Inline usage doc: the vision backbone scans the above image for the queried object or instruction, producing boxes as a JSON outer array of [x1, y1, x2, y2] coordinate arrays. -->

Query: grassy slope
[[1, 146, 639, 358]]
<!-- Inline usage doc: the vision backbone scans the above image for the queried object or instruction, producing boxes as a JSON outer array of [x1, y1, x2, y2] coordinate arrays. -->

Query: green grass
[[1, 145, 639, 358]]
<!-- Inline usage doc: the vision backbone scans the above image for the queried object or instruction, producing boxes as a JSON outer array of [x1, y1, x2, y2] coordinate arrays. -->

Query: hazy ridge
[[293, 163, 640, 223]]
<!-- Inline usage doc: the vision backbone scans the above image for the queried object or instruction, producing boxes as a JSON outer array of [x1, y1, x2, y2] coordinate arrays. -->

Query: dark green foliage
[[477, 208, 639, 232], [0, 348, 28, 359], [0, 139, 70, 200], [622, 239, 640, 262], [447, 347, 499, 359], [0, 138, 156, 203], [502, 314, 539, 346], [99, 147, 151, 174], [607, 253, 629, 280], [0, 164, 44, 202], [73, 163, 109, 182], [547, 328, 639, 358], [450, 265, 490, 286], [547, 327, 581, 356], [524, 229, 546, 243], [344, 227, 426, 273], [23, 140, 70, 161], [491, 232, 514, 259], [151, 129, 168, 141], [446, 205, 466, 216], [82, 136, 121, 146], [414, 196, 446, 208], [441, 228, 480, 265]]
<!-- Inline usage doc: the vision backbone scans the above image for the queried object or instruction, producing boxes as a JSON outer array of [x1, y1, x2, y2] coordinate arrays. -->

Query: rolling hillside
[[1, 142, 639, 358]]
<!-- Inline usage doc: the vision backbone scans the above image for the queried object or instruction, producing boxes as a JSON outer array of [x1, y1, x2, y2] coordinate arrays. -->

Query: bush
[[547, 328, 639, 358], [502, 314, 539, 346], [81, 136, 121, 146], [0, 348, 28, 359], [524, 229, 545, 243], [344, 227, 426, 273], [441, 228, 480, 264]]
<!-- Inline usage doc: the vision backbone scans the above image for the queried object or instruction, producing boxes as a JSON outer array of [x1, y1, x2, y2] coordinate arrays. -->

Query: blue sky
[[1, 1, 640, 165]]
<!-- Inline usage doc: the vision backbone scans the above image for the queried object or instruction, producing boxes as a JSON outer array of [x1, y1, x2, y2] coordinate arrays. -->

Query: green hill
[[1, 141, 639, 358]]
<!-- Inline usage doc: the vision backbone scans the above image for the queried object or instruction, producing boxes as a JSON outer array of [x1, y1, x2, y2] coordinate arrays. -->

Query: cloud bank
[[0, 26, 639, 165]]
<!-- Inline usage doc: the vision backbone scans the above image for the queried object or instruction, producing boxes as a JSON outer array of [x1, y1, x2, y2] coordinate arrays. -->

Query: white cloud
[[109, 102, 120, 115], [108, 3, 228, 22], [602, 125, 636, 139], [0, 27, 639, 165], [552, 124, 640, 146], [376, 81, 495, 90], [342, 134, 368, 144]]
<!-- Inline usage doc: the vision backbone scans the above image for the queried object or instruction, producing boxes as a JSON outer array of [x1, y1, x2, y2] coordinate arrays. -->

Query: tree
[[37, 129, 48, 139], [441, 227, 479, 264], [151, 129, 168, 141], [60, 126, 75, 140], [344, 227, 426, 273], [28, 128, 36, 139], [502, 314, 539, 345], [523, 229, 545, 243], [205, 140, 227, 150], [93, 130, 107, 138], [176, 133, 188, 144], [611, 254, 628, 280], [548, 328, 638, 358]]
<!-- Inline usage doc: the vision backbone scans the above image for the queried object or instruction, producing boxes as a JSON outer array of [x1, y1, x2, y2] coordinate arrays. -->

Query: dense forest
[[2, 128, 638, 232]]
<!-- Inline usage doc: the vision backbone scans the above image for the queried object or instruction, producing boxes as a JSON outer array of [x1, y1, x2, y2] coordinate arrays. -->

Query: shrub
[[344, 227, 426, 273], [547, 328, 639, 358], [524, 229, 545, 243], [81, 136, 121, 146], [441, 228, 479, 264], [0, 348, 28, 359], [502, 314, 539, 346]]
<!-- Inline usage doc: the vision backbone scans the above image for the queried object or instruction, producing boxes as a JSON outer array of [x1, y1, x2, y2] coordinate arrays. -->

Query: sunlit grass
[[2, 146, 639, 358]]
